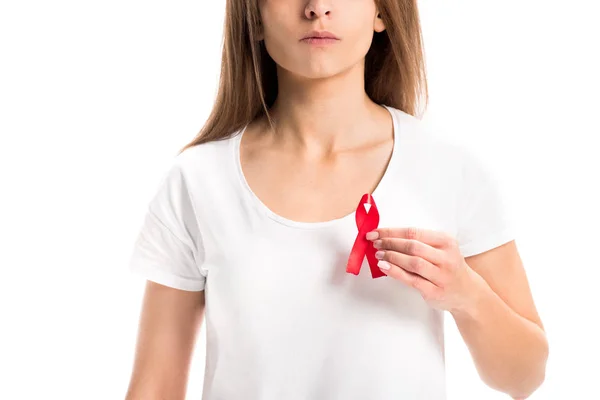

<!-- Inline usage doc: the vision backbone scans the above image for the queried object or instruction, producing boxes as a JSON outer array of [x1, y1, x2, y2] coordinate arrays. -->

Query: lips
[[301, 30, 339, 40]]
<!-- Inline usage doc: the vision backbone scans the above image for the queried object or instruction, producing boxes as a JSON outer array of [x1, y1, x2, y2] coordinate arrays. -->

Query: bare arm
[[451, 241, 549, 399], [125, 280, 206, 400]]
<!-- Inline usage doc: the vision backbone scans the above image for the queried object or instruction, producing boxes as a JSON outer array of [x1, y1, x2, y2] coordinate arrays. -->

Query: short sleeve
[[128, 159, 206, 291], [456, 146, 516, 257]]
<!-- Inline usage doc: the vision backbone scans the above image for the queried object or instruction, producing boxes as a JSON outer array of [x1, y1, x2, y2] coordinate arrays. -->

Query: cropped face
[[257, 0, 386, 79]]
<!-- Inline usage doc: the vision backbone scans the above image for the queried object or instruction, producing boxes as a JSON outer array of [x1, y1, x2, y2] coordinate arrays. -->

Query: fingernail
[[375, 250, 385, 260], [378, 260, 391, 270], [366, 231, 379, 240], [373, 240, 382, 249]]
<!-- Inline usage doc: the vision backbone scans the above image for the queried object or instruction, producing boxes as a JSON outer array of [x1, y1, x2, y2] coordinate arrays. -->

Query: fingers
[[373, 237, 445, 266], [372, 227, 454, 249], [378, 259, 438, 293], [376, 250, 442, 286]]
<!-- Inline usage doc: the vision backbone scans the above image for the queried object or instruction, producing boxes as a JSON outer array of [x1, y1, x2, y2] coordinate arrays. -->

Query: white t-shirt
[[128, 104, 514, 399]]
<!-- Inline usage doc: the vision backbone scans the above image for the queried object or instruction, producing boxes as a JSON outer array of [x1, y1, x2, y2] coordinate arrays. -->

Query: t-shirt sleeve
[[456, 145, 516, 258], [128, 158, 207, 291]]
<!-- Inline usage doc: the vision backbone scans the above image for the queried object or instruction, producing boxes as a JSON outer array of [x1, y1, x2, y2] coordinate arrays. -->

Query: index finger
[[367, 227, 453, 248]]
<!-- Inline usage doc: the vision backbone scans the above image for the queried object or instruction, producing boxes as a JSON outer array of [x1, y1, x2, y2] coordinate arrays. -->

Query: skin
[[125, 281, 205, 400], [369, 228, 547, 399], [243, 0, 391, 224], [126, 1, 548, 399]]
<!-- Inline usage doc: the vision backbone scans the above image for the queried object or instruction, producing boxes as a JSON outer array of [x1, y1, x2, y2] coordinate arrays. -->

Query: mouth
[[300, 30, 340, 45]]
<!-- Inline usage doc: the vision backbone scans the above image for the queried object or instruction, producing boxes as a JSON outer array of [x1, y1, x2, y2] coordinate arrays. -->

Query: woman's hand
[[366, 227, 487, 313]]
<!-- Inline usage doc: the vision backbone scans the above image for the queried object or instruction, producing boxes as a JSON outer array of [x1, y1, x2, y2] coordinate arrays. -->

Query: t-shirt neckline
[[232, 104, 400, 230]]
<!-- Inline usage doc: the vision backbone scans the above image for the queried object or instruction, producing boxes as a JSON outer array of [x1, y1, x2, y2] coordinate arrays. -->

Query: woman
[[125, 1, 548, 399]]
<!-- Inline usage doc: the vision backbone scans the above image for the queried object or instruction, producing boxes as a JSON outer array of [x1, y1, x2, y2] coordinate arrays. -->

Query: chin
[[279, 58, 359, 81]]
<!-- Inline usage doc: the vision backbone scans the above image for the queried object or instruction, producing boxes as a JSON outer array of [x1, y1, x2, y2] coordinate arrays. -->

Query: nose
[[304, 1, 332, 19]]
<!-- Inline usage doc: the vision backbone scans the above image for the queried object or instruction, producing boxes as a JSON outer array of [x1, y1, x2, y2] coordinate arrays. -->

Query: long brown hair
[[178, 0, 428, 154]]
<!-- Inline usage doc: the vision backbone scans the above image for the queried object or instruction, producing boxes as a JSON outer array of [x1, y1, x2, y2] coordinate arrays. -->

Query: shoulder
[[169, 130, 242, 180], [385, 106, 489, 192], [387, 106, 465, 166], [146, 131, 243, 211], [177, 134, 237, 168]]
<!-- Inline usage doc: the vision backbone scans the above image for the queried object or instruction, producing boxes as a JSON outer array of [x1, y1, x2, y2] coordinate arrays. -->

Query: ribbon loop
[[345, 193, 386, 278]]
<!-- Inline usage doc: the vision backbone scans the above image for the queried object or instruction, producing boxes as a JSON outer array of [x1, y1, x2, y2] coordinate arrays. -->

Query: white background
[[1, 1, 598, 399]]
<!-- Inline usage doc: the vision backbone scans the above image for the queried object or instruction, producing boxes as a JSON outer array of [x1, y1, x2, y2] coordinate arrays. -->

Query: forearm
[[450, 269, 549, 399]]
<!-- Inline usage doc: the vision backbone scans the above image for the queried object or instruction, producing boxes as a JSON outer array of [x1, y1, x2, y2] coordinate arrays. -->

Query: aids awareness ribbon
[[346, 193, 386, 278]]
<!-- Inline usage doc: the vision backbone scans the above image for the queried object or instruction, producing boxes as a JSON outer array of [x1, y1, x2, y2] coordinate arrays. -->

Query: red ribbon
[[346, 193, 386, 278]]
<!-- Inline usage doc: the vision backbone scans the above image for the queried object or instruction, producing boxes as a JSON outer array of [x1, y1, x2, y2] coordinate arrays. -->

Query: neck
[[267, 62, 386, 157]]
